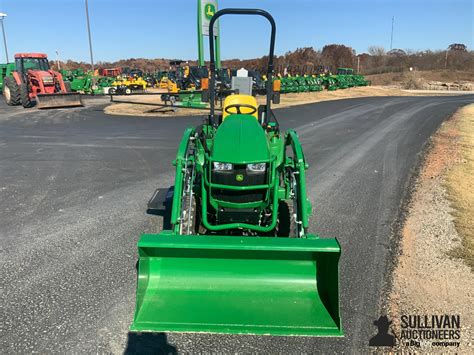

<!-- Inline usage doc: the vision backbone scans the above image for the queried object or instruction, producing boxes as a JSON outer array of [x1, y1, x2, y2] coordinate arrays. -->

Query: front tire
[[20, 84, 34, 108], [276, 201, 298, 237], [3, 77, 21, 106]]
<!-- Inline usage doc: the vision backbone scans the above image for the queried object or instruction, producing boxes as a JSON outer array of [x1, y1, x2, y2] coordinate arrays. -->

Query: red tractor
[[3, 53, 82, 109]]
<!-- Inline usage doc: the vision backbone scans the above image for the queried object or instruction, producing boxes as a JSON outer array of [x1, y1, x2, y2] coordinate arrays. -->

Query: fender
[[12, 72, 22, 85]]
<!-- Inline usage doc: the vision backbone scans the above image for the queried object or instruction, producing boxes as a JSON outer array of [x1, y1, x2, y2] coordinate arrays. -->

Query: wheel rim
[[4, 86, 11, 102]]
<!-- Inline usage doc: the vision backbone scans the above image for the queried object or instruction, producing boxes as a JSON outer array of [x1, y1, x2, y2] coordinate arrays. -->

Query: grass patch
[[446, 104, 474, 270]]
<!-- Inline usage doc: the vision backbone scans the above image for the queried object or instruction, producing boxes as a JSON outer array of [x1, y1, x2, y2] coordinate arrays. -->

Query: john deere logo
[[205, 3, 216, 20], [236, 174, 244, 182]]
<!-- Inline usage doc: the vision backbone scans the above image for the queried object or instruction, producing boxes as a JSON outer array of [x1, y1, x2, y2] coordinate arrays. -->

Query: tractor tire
[[276, 200, 298, 238], [108, 87, 116, 95], [3, 77, 21, 106], [180, 190, 202, 235], [64, 81, 72, 93], [125, 87, 132, 95], [20, 84, 34, 108]]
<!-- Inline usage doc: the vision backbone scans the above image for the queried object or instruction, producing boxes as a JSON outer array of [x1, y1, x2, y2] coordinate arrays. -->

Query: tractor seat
[[222, 94, 258, 120]]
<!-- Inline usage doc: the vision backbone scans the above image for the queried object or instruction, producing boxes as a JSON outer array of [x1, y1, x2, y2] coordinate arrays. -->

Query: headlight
[[247, 163, 266, 172], [213, 162, 233, 171]]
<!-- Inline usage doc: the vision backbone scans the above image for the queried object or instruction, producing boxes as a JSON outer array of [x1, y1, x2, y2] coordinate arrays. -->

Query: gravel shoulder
[[389, 104, 474, 352]]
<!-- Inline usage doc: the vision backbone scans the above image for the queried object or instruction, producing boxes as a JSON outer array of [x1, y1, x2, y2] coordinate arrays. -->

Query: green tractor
[[322, 74, 338, 91], [63, 69, 115, 95], [0, 62, 16, 92], [306, 74, 324, 92], [336, 68, 360, 88], [353, 73, 370, 87], [295, 74, 309, 92], [130, 8, 342, 337]]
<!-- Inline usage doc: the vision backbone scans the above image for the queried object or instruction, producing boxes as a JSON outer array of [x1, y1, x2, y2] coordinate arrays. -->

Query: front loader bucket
[[36, 93, 83, 109], [131, 232, 342, 336]]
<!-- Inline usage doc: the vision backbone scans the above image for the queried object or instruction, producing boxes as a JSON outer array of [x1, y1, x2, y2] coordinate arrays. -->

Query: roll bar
[[208, 8, 276, 126]]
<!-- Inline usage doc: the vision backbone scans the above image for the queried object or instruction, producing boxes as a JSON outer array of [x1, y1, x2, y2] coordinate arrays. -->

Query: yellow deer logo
[[205, 4, 216, 20]]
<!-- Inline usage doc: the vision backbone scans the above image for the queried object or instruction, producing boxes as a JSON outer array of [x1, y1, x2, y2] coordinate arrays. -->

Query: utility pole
[[0, 13, 9, 63], [357, 56, 360, 74], [55, 50, 61, 70], [84, 0, 95, 72], [445, 49, 449, 69], [390, 16, 394, 50]]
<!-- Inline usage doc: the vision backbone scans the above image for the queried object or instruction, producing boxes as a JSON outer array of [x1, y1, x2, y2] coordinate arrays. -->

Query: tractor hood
[[211, 115, 270, 164], [28, 70, 56, 84]]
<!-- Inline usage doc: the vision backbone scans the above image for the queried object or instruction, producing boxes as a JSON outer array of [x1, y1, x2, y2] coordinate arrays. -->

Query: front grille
[[210, 164, 268, 203], [213, 189, 266, 203], [216, 208, 261, 224]]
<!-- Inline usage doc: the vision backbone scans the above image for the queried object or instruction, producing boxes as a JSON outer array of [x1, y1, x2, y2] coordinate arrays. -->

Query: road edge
[[381, 104, 473, 351]]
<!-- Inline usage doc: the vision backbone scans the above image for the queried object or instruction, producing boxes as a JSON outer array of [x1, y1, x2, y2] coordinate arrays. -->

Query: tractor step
[[131, 233, 342, 336], [146, 187, 174, 216], [36, 93, 83, 109]]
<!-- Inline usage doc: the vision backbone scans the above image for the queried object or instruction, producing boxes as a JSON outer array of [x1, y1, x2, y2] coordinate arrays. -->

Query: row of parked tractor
[[60, 68, 148, 95], [277, 68, 370, 93], [60, 63, 371, 96], [0, 52, 370, 110]]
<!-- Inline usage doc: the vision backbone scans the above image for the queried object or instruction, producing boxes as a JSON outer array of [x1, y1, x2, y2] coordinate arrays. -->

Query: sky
[[0, 0, 472, 63]]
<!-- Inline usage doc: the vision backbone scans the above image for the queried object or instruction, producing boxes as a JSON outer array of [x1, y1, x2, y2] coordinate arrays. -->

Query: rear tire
[[3, 77, 21, 106], [20, 84, 33, 108]]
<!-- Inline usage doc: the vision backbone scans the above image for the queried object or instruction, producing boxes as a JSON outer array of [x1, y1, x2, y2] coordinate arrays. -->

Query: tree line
[[52, 44, 473, 75]]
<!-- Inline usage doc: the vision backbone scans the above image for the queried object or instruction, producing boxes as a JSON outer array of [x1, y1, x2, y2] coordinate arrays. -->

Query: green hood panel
[[212, 115, 270, 164]]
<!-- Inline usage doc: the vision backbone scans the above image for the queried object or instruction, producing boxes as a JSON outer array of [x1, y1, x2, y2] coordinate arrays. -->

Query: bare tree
[[321, 44, 354, 70], [368, 46, 386, 56], [368, 46, 386, 68]]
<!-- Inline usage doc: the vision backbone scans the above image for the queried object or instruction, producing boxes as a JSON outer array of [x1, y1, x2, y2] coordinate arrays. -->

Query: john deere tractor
[[130, 8, 342, 337]]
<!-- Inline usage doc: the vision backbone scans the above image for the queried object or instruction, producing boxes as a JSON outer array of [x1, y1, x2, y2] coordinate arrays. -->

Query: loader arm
[[286, 129, 312, 229], [170, 127, 196, 230]]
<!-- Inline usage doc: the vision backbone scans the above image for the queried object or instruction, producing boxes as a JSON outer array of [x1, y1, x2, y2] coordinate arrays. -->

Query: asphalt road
[[1, 94, 472, 353]]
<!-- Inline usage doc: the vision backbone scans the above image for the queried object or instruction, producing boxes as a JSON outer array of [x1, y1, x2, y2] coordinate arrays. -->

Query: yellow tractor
[[110, 75, 147, 95]]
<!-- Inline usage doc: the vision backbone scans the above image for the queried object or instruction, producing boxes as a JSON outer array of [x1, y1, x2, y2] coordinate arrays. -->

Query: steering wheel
[[224, 103, 257, 116]]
